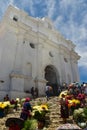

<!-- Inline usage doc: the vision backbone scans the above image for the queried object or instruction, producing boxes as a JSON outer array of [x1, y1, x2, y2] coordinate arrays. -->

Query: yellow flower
[[40, 104, 48, 111], [0, 101, 10, 109], [0, 103, 6, 109], [4, 101, 10, 106], [59, 90, 68, 98], [72, 99, 80, 104], [68, 100, 73, 104], [33, 105, 41, 110], [16, 98, 20, 102]]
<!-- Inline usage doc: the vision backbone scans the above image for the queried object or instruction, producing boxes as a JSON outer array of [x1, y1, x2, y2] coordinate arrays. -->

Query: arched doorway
[[44, 65, 60, 95]]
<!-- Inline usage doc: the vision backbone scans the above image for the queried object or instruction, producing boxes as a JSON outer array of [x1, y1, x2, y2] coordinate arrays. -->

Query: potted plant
[[32, 104, 49, 129]]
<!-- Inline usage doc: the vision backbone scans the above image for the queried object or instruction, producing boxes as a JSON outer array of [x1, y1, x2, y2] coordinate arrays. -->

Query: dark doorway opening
[[44, 65, 59, 96]]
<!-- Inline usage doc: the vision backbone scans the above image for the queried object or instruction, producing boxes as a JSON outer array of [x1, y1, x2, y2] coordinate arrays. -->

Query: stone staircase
[[30, 96, 68, 130], [0, 96, 74, 130]]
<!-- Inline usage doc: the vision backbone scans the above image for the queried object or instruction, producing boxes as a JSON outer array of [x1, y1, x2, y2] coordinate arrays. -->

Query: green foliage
[[73, 107, 87, 123], [22, 118, 37, 130], [9, 104, 15, 108], [33, 110, 46, 121], [37, 101, 42, 106], [84, 107, 87, 117]]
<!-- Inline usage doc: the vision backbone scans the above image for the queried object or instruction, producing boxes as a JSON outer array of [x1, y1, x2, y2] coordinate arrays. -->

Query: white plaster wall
[[0, 5, 80, 99]]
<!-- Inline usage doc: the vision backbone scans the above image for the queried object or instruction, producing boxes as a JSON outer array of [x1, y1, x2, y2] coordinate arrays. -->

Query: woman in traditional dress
[[20, 97, 32, 120], [60, 94, 69, 123]]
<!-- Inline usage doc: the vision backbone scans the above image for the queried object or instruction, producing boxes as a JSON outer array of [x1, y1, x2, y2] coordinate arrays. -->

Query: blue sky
[[0, 0, 87, 83]]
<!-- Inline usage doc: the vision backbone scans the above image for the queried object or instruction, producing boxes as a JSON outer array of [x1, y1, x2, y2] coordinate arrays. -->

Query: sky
[[0, 0, 87, 83]]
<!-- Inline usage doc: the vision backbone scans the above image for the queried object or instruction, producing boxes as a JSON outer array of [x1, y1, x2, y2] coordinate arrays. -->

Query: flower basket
[[33, 110, 46, 121], [32, 104, 49, 129], [37, 120, 45, 129]]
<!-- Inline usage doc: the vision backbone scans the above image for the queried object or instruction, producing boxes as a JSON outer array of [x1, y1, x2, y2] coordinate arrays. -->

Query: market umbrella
[[56, 123, 81, 130], [5, 117, 24, 129]]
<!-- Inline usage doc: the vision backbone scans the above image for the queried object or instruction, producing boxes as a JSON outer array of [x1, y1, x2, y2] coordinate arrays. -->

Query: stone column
[[13, 33, 24, 73], [35, 42, 46, 96], [59, 49, 66, 84]]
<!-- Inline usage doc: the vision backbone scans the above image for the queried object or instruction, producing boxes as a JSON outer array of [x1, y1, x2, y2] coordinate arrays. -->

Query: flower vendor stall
[[22, 103, 49, 130]]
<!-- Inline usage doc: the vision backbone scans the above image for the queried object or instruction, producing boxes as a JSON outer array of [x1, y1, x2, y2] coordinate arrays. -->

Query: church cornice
[[70, 50, 81, 60], [10, 73, 32, 80]]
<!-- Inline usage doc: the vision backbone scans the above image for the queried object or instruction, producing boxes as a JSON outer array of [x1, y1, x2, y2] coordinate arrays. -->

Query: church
[[0, 5, 80, 99]]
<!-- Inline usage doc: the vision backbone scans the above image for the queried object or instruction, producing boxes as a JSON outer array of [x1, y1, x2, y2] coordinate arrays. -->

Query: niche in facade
[[64, 57, 68, 62], [29, 43, 35, 49], [13, 16, 18, 22], [0, 80, 4, 83], [49, 51, 54, 57]]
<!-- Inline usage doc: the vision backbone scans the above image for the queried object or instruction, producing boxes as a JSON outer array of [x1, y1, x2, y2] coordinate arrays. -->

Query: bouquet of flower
[[68, 99, 80, 109], [32, 104, 49, 121], [0, 101, 10, 109]]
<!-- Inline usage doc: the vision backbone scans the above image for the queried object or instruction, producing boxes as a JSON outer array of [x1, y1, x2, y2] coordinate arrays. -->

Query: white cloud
[[45, 0, 56, 18], [53, 0, 87, 69], [9, 0, 14, 4], [22, 0, 34, 16]]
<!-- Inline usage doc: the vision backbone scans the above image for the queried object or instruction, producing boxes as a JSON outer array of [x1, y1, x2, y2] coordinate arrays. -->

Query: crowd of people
[[3, 81, 87, 130], [45, 82, 87, 99], [45, 81, 87, 124], [59, 82, 87, 124]]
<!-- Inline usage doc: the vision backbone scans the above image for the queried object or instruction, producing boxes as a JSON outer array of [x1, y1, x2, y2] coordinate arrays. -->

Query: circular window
[[30, 43, 35, 49]]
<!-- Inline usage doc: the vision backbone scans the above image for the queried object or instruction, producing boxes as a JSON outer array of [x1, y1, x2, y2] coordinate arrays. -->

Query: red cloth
[[9, 124, 20, 130], [60, 98, 69, 118]]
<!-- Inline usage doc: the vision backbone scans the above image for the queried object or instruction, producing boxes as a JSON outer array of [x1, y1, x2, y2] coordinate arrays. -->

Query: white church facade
[[0, 5, 80, 99]]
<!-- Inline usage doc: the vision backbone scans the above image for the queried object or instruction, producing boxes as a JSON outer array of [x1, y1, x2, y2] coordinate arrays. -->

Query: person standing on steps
[[4, 94, 10, 101], [31, 87, 35, 99], [60, 94, 69, 123], [45, 82, 51, 101], [20, 97, 32, 121], [34, 87, 38, 98]]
